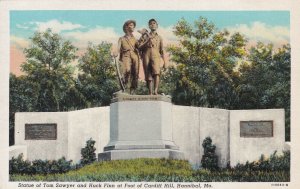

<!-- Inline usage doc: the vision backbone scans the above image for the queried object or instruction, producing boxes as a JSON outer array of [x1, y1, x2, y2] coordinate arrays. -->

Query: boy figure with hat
[[116, 20, 140, 94], [138, 19, 166, 95]]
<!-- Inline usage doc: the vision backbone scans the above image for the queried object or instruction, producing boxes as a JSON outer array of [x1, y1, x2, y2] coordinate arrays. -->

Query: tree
[[21, 29, 78, 111], [159, 66, 181, 95], [9, 74, 38, 145], [77, 42, 118, 107], [166, 17, 290, 141], [167, 17, 247, 108], [237, 43, 290, 140]]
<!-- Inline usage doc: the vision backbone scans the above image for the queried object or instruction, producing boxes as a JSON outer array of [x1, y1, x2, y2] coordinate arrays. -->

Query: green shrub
[[80, 138, 96, 166], [9, 154, 72, 175], [9, 154, 32, 174], [234, 150, 290, 172], [57, 157, 73, 173], [201, 137, 219, 170], [10, 158, 289, 182], [31, 157, 73, 174], [31, 159, 50, 174]]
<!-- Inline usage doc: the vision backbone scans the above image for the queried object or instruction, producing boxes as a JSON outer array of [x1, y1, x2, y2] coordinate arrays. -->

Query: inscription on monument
[[240, 121, 273, 138], [25, 124, 57, 140], [111, 94, 172, 103]]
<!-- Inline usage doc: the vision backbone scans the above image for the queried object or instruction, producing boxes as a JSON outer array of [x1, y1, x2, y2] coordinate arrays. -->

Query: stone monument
[[98, 93, 184, 161], [11, 102, 287, 167], [9, 18, 288, 168]]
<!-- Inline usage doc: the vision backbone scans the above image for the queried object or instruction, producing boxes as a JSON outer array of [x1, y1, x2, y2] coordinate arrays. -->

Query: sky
[[10, 10, 290, 75]]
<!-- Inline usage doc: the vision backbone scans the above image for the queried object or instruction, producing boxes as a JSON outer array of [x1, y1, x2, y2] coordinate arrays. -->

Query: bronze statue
[[115, 20, 140, 94], [138, 19, 166, 95]]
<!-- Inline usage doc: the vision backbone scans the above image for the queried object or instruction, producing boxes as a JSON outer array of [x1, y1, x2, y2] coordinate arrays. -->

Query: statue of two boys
[[114, 19, 167, 95]]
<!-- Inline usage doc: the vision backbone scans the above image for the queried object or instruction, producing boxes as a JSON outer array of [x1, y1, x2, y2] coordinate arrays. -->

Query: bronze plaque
[[25, 124, 57, 140], [240, 121, 273, 138]]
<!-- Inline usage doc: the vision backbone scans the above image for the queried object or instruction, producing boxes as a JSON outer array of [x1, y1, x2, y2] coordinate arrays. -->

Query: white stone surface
[[172, 106, 230, 168], [172, 105, 200, 167], [199, 108, 230, 168], [12, 103, 286, 168], [9, 145, 27, 159], [100, 100, 184, 161], [107, 100, 178, 149], [68, 107, 110, 163], [284, 142, 291, 151], [99, 149, 184, 161], [15, 112, 68, 161], [14, 107, 110, 163], [230, 109, 285, 166]]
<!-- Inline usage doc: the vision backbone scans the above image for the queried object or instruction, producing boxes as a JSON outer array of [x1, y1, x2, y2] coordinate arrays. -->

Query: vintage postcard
[[0, 0, 299, 189]]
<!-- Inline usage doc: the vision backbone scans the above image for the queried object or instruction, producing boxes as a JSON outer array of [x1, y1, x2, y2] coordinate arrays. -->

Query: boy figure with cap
[[116, 20, 140, 94], [138, 19, 166, 95]]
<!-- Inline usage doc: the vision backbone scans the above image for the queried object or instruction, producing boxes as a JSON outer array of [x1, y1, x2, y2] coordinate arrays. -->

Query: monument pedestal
[[98, 93, 184, 161]]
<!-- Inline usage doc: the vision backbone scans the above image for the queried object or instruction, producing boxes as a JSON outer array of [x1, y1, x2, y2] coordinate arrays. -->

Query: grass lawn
[[10, 158, 290, 182]]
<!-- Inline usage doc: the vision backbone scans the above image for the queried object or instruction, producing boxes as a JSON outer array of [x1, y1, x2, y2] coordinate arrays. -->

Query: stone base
[[98, 149, 184, 161], [99, 93, 185, 162], [104, 140, 180, 151]]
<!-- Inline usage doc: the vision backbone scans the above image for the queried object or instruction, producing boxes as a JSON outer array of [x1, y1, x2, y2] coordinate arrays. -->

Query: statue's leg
[[147, 80, 153, 95], [152, 56, 161, 95], [122, 56, 131, 93], [153, 74, 160, 95], [130, 54, 139, 94], [143, 53, 153, 95]]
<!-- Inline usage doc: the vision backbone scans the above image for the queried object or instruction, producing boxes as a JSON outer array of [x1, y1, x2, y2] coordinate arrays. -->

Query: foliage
[[9, 154, 32, 174], [9, 29, 86, 145], [9, 154, 72, 175], [9, 17, 291, 149], [9, 74, 40, 145], [165, 17, 290, 141], [77, 42, 118, 107], [10, 158, 289, 182], [21, 29, 79, 112], [237, 43, 291, 140], [9, 33, 120, 146], [201, 137, 219, 170], [31, 157, 73, 175], [159, 66, 180, 95], [167, 17, 247, 108], [80, 138, 97, 166], [233, 150, 290, 172]]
